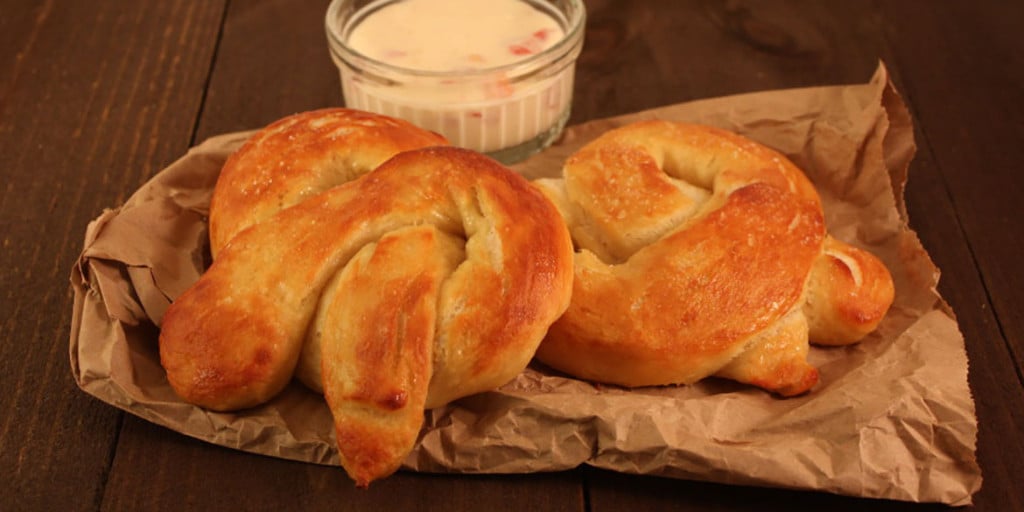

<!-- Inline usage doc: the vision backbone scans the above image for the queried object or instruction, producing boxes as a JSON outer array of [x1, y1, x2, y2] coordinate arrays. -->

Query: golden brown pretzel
[[208, 108, 448, 258], [160, 145, 574, 486], [533, 120, 894, 396]]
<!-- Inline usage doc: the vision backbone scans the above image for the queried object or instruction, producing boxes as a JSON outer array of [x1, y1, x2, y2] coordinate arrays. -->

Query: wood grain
[[880, 0, 1024, 378], [103, 416, 582, 511], [99, 0, 585, 510], [878, 1, 1024, 510], [192, 0, 344, 142], [580, 0, 1020, 509], [585, 467, 949, 512], [571, 0, 886, 122], [0, 1, 224, 510], [1, 0, 1022, 510]]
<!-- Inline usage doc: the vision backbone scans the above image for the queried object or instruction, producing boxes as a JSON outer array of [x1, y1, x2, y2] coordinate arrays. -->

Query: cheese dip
[[326, 0, 586, 162], [347, 0, 564, 72]]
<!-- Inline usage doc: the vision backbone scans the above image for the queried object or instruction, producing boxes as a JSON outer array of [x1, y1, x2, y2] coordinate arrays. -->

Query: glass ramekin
[[325, 0, 586, 164]]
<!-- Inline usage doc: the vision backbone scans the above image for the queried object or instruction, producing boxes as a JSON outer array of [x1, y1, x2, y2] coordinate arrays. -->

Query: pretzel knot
[[534, 120, 894, 396], [159, 115, 574, 486], [208, 108, 449, 258]]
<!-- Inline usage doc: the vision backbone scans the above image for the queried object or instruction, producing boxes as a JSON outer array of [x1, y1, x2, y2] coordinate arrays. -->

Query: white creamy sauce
[[348, 0, 564, 72], [337, 0, 577, 155]]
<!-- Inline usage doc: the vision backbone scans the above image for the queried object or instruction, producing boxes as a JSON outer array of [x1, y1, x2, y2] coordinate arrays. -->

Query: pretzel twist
[[208, 108, 449, 258], [534, 120, 894, 396], [160, 114, 574, 486]]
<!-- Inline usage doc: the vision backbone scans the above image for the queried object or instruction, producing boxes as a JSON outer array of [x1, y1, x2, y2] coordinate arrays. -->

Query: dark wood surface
[[2, 0, 1021, 510]]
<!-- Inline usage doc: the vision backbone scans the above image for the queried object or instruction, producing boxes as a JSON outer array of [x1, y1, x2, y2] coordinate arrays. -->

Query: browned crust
[[803, 237, 897, 345], [160, 141, 574, 486], [536, 120, 893, 396], [208, 108, 448, 257]]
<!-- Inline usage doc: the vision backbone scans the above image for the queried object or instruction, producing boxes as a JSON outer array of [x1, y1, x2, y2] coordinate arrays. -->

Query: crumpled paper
[[70, 62, 981, 505]]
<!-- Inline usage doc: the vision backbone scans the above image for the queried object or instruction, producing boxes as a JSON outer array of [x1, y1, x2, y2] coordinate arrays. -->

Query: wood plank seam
[[189, 0, 233, 148], [874, 7, 1024, 392]]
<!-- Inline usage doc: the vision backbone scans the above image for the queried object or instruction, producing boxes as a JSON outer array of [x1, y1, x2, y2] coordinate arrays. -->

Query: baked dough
[[208, 108, 448, 258], [533, 120, 894, 396], [160, 144, 574, 486]]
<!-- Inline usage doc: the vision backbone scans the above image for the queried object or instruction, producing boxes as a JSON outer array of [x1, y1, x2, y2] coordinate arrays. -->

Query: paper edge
[[66, 63, 982, 505]]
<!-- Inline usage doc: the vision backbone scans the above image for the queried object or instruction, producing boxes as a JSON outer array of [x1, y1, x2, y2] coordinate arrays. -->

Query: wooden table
[[2, 1, 1022, 510]]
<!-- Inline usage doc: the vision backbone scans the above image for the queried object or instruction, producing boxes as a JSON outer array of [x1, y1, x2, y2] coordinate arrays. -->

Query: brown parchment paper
[[70, 63, 981, 505]]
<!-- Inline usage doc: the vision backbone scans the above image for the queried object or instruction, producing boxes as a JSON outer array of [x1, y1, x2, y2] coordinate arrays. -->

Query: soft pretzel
[[533, 120, 894, 396], [208, 108, 448, 258], [160, 145, 574, 485]]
